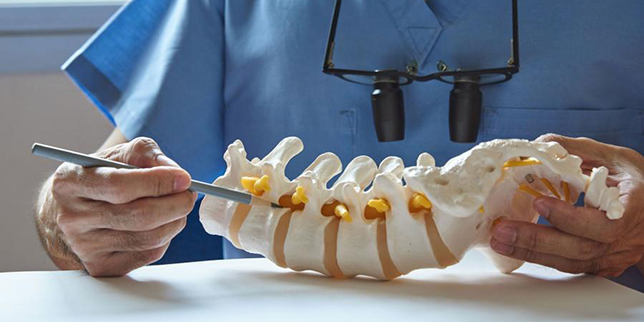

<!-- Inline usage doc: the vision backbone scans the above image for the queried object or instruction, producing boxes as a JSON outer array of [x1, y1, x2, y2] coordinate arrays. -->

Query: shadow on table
[[242, 270, 643, 321], [81, 264, 642, 320]]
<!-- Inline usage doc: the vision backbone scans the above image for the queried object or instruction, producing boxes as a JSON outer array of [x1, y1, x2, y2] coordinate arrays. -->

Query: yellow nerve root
[[518, 184, 544, 198], [540, 178, 561, 199], [561, 181, 571, 203], [367, 198, 390, 213], [503, 158, 542, 168], [411, 193, 432, 210], [291, 186, 308, 205], [240, 175, 271, 196], [334, 204, 352, 222]]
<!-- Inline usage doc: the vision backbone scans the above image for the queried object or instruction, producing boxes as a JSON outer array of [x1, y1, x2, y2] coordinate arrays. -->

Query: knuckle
[[535, 133, 563, 143], [154, 175, 166, 197], [140, 230, 167, 250], [179, 217, 188, 230], [51, 165, 80, 198], [128, 204, 155, 231], [168, 218, 187, 238], [56, 210, 79, 231], [144, 246, 167, 263], [85, 261, 124, 278], [130, 137, 158, 154], [523, 248, 537, 263], [132, 246, 165, 265], [84, 263, 105, 277], [63, 233, 81, 248], [71, 242, 93, 259], [527, 229, 540, 251], [578, 240, 605, 260], [129, 137, 162, 166]]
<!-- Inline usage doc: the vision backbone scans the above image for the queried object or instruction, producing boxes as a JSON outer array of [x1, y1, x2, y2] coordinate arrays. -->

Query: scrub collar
[[377, 0, 471, 67]]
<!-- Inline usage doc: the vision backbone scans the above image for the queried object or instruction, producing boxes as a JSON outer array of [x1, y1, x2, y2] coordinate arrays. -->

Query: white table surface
[[1, 251, 642, 322]]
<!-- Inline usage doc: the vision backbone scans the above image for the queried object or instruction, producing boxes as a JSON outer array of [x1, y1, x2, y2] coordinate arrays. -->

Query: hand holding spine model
[[199, 137, 624, 280]]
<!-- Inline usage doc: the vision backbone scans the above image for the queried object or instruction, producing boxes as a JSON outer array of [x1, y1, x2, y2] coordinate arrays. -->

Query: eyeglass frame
[[322, 0, 520, 86]]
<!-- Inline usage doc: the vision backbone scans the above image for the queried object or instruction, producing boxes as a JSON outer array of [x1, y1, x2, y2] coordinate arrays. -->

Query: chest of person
[[221, 0, 643, 176]]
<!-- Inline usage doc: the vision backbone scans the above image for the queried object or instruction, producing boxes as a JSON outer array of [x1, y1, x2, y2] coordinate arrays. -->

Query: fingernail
[[493, 225, 517, 245], [534, 198, 550, 218], [491, 239, 514, 255], [174, 174, 191, 192]]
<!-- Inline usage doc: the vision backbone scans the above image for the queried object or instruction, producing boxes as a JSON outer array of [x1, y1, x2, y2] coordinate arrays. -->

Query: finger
[[84, 243, 171, 277], [535, 134, 600, 161], [97, 137, 179, 168], [533, 197, 623, 243], [490, 238, 596, 275], [595, 251, 643, 277], [492, 219, 609, 260], [96, 190, 196, 231], [535, 134, 622, 170], [58, 190, 195, 234], [84, 217, 186, 254], [75, 166, 192, 204]]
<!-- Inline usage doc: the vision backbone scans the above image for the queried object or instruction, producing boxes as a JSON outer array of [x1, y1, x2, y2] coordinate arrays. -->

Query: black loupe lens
[[449, 75, 482, 143], [371, 76, 405, 142]]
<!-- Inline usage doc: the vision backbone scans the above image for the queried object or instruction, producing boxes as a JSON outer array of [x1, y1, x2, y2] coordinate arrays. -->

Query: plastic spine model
[[199, 137, 624, 280]]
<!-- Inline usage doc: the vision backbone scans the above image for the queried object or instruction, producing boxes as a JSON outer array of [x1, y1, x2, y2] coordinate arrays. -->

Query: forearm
[[34, 176, 83, 270]]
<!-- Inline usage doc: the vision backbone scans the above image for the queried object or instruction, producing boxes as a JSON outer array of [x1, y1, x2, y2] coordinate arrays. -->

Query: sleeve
[[63, 0, 226, 183]]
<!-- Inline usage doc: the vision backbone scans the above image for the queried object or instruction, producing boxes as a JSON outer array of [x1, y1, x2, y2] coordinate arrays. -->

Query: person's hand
[[490, 134, 644, 277], [51, 137, 197, 277]]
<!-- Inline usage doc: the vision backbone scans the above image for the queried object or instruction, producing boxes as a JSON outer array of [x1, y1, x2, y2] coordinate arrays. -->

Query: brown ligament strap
[[273, 211, 293, 268], [229, 204, 252, 248], [424, 212, 459, 268], [376, 220, 401, 280], [323, 219, 344, 278]]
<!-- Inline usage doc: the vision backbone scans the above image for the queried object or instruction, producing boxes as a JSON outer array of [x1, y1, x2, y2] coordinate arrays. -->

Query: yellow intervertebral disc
[[334, 204, 352, 222], [291, 186, 308, 205], [503, 158, 542, 168], [240, 175, 271, 196], [367, 198, 390, 213], [411, 193, 432, 210]]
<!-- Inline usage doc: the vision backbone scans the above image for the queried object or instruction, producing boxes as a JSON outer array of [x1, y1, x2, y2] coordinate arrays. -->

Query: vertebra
[[199, 137, 624, 280]]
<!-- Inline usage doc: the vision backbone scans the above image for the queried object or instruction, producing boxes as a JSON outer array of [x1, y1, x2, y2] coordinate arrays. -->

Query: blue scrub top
[[63, 0, 643, 290]]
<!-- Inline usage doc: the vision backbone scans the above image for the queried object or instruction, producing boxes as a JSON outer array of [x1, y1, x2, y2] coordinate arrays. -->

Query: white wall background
[[0, 3, 121, 272], [0, 73, 113, 272]]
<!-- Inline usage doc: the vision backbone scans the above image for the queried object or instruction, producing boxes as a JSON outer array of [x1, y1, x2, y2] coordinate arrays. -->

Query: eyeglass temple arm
[[511, 0, 520, 68], [323, 0, 342, 71]]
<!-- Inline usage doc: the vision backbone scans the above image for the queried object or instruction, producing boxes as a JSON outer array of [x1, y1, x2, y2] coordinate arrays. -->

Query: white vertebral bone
[[199, 137, 624, 280]]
